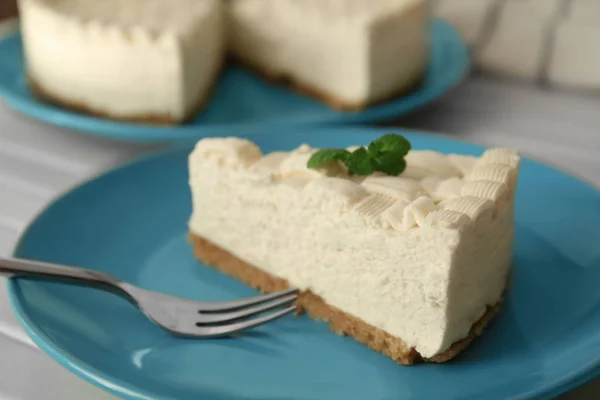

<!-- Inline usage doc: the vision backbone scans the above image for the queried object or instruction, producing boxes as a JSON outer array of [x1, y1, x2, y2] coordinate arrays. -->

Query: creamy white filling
[[188, 138, 520, 357], [227, 0, 428, 104], [19, 0, 224, 120]]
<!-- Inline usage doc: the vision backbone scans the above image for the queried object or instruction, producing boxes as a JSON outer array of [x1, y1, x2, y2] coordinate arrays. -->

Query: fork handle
[[0, 256, 119, 286]]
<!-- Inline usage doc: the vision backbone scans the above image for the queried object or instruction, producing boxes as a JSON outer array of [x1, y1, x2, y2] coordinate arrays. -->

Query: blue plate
[[9, 127, 600, 400], [0, 21, 468, 142]]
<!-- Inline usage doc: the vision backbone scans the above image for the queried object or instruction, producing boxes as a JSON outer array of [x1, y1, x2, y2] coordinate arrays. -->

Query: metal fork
[[0, 257, 298, 337]]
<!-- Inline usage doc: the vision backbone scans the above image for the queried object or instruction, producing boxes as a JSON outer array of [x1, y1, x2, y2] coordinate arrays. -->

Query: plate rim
[[8, 126, 600, 400], [0, 19, 469, 143]]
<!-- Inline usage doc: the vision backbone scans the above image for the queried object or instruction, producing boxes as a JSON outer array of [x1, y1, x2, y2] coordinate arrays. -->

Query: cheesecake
[[17, 0, 427, 123], [227, 0, 428, 110], [187, 135, 520, 364], [18, 0, 224, 124]]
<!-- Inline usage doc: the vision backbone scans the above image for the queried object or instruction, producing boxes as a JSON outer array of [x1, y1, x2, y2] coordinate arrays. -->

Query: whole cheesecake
[[187, 136, 520, 363], [228, 0, 428, 110], [18, 0, 224, 124], [17, 0, 427, 123]]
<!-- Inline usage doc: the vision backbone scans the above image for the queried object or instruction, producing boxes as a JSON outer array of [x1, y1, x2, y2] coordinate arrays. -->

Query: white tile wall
[[433, 0, 600, 90]]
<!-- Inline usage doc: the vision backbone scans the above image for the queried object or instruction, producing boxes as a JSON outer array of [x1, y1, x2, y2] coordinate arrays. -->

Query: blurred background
[[0, 1, 599, 399]]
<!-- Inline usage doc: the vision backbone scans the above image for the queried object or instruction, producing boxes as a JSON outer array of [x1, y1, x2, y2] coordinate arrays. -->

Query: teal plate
[[9, 127, 600, 400], [0, 20, 468, 142]]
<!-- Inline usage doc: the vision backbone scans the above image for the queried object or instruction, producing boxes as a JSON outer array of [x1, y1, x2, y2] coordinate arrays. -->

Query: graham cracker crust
[[189, 233, 503, 365], [27, 71, 220, 126], [228, 56, 425, 112]]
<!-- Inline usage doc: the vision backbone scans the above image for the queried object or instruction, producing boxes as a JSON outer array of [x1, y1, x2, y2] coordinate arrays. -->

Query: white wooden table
[[2, 33, 600, 400]]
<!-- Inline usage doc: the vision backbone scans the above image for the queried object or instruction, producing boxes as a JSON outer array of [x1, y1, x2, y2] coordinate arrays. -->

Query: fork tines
[[195, 288, 299, 337]]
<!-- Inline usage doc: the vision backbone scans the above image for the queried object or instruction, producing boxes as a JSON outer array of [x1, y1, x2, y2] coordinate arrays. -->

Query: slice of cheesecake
[[18, 0, 225, 124], [227, 0, 428, 110], [187, 136, 520, 364]]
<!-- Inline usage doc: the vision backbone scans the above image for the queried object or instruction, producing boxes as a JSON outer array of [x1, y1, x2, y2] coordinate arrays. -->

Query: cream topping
[[34, 0, 216, 36], [230, 0, 423, 27], [190, 138, 518, 234]]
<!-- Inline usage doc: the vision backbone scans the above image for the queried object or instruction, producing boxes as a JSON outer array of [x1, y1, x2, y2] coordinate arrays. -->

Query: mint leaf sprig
[[307, 134, 411, 176]]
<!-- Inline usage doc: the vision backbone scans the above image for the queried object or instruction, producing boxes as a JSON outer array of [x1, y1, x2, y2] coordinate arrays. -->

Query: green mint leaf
[[346, 148, 375, 175], [368, 133, 411, 158], [367, 133, 411, 176], [376, 157, 406, 176], [307, 149, 351, 169], [305, 133, 411, 176]]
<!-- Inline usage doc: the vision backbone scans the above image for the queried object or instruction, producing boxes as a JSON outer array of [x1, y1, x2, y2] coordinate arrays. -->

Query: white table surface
[[2, 40, 600, 400]]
